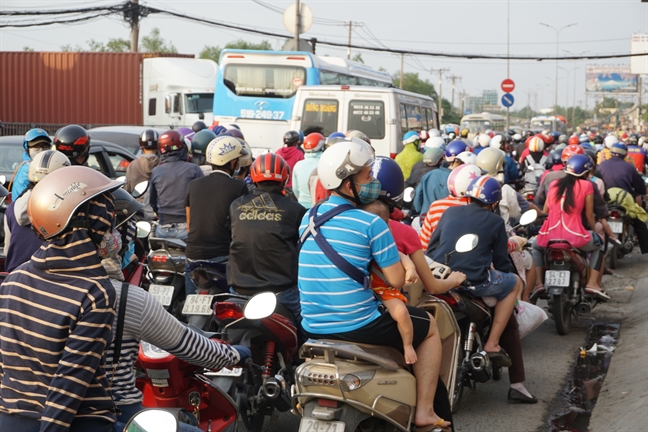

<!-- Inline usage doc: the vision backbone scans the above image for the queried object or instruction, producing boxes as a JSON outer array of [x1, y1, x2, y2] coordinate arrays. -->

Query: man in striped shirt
[[299, 139, 452, 430]]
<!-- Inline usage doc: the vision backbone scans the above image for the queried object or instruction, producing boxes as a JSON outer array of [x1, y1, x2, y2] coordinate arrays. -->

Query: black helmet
[[191, 129, 217, 155], [112, 188, 145, 228], [54, 124, 90, 159], [283, 130, 300, 146], [139, 129, 159, 150], [593, 135, 603, 145], [192, 121, 207, 133]]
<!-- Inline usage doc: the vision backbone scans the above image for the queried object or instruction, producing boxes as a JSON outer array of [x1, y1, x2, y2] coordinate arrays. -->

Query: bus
[[290, 85, 438, 158], [460, 112, 506, 139], [530, 115, 567, 134], [212, 50, 394, 152]]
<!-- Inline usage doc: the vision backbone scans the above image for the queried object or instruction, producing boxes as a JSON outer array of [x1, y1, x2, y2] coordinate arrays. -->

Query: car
[[88, 126, 168, 155]]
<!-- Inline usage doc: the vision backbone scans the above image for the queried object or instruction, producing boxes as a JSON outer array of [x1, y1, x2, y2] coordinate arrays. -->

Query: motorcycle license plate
[[210, 367, 242, 377], [299, 418, 345, 432], [182, 294, 215, 315], [545, 270, 570, 287], [148, 284, 174, 307], [608, 221, 623, 234]]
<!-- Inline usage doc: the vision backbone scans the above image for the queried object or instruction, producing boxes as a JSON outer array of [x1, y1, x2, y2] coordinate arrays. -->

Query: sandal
[[414, 419, 451, 432], [584, 287, 611, 301]]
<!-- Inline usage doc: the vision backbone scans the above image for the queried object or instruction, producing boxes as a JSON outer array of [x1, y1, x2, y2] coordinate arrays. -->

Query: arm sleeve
[[292, 166, 301, 199], [492, 219, 511, 273], [11, 164, 29, 201], [413, 182, 424, 213], [369, 217, 400, 268], [149, 175, 158, 214]]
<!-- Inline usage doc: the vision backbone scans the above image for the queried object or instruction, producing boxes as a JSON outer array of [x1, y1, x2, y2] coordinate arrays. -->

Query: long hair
[[553, 175, 579, 213]]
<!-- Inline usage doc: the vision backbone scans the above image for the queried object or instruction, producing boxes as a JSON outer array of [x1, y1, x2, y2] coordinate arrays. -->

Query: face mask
[[28, 147, 47, 159], [97, 228, 123, 259], [355, 178, 382, 204]]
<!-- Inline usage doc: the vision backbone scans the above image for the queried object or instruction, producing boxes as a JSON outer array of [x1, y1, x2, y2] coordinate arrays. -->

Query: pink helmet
[[447, 164, 483, 197]]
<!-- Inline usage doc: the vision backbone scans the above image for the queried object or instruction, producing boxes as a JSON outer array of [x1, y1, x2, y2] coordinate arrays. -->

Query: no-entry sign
[[501, 78, 515, 93]]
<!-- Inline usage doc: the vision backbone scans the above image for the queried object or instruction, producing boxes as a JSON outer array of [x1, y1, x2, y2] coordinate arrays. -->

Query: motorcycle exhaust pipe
[[576, 301, 591, 315], [470, 351, 492, 383], [262, 376, 291, 412], [622, 240, 634, 255]]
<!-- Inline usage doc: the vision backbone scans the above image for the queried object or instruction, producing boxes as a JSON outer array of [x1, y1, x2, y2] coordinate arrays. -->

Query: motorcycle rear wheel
[[609, 246, 618, 269], [552, 293, 572, 335]]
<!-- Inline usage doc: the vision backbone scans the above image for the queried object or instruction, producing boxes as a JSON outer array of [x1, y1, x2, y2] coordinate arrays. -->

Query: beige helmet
[[28, 150, 71, 183], [28, 166, 124, 239], [206, 135, 247, 166], [238, 139, 253, 168], [475, 147, 504, 175]]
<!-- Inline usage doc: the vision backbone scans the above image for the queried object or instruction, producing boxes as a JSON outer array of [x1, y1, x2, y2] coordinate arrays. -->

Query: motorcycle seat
[[299, 339, 405, 371], [149, 237, 186, 251]]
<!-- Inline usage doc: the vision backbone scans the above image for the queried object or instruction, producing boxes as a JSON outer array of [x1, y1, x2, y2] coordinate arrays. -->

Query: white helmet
[[429, 128, 441, 137], [478, 133, 491, 148], [512, 133, 522, 142], [28, 150, 71, 183], [604, 135, 618, 149], [528, 136, 545, 152], [238, 139, 253, 167], [317, 138, 374, 190], [456, 151, 477, 165], [475, 147, 505, 176], [206, 136, 246, 166], [447, 164, 482, 197], [490, 135, 503, 149], [425, 136, 445, 149]]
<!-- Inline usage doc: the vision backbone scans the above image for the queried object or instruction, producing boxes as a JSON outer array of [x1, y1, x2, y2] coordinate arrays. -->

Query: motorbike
[[606, 205, 635, 269], [124, 408, 196, 432], [182, 258, 231, 331]]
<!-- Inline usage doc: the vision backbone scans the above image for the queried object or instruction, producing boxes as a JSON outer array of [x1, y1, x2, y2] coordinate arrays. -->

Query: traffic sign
[[501, 93, 514, 108], [501, 78, 515, 93]]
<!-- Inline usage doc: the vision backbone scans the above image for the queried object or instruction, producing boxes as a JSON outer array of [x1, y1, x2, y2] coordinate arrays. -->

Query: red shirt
[[389, 219, 422, 254]]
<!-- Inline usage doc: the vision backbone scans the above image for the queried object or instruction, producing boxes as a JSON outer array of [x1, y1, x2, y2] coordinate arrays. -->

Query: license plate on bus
[[545, 270, 570, 287], [182, 294, 215, 315], [210, 367, 242, 377], [148, 284, 174, 307], [299, 418, 346, 432], [608, 221, 623, 234]]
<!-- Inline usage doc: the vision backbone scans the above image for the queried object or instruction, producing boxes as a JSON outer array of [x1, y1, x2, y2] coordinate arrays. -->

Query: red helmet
[[568, 135, 580, 145], [250, 153, 289, 184], [158, 130, 186, 154], [303, 133, 325, 153], [561, 144, 584, 162]]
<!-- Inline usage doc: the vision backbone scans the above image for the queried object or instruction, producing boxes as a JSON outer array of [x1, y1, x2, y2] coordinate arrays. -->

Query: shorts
[[468, 269, 518, 301], [305, 306, 431, 354]]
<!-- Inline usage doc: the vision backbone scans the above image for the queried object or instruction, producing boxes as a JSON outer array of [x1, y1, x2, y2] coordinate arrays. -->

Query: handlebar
[[460, 280, 475, 290]]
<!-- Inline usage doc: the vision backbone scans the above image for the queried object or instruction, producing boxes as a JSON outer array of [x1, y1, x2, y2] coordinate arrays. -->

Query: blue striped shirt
[[298, 195, 400, 333]]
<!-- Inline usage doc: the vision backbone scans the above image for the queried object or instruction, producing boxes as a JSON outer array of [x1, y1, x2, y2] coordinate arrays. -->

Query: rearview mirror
[[125, 409, 178, 432], [132, 181, 149, 199], [244, 292, 276, 320], [455, 233, 478, 253], [519, 209, 538, 226], [136, 221, 152, 238], [0, 175, 6, 184], [403, 187, 415, 203]]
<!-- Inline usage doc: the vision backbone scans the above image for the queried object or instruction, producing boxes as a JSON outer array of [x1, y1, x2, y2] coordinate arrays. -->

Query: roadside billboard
[[630, 34, 648, 75], [585, 65, 638, 94]]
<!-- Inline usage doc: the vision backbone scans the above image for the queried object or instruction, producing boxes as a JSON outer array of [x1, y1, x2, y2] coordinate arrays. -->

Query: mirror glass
[[455, 233, 478, 253], [132, 181, 149, 198], [136, 221, 152, 238], [403, 187, 415, 203], [519, 209, 538, 226], [244, 292, 276, 320], [125, 409, 178, 432], [0, 175, 6, 184], [116, 175, 127, 183]]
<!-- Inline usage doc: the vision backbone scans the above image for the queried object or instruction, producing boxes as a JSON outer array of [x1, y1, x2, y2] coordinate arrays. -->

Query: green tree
[[23, 46, 34, 52], [441, 98, 461, 124], [106, 38, 130, 52], [141, 27, 177, 53], [199, 39, 272, 63], [351, 53, 364, 64], [60, 43, 83, 52], [394, 72, 436, 96], [199, 45, 222, 63]]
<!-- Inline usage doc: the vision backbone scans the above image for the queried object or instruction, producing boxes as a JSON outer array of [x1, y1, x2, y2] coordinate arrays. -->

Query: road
[[258, 247, 647, 432]]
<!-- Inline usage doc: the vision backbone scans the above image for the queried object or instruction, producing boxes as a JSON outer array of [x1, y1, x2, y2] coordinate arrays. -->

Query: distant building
[[466, 90, 501, 114], [483, 90, 498, 106]]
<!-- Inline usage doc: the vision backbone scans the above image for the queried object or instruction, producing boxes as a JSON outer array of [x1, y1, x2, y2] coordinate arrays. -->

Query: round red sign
[[501, 78, 515, 93]]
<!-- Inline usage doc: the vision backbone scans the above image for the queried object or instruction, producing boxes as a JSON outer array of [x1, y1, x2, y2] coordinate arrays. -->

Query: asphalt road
[[258, 247, 647, 432]]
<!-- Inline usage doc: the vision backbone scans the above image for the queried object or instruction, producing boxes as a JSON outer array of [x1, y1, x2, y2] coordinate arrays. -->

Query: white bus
[[290, 85, 438, 158], [460, 112, 506, 139]]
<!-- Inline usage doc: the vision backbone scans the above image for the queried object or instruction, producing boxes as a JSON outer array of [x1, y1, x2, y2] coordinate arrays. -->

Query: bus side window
[[407, 105, 421, 131], [427, 108, 438, 130], [422, 107, 429, 130], [400, 104, 408, 137]]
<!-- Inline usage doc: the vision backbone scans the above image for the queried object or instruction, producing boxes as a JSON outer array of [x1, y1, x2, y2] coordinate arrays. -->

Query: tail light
[[287, 56, 306, 60], [610, 210, 620, 219], [526, 193, 534, 202], [340, 85, 350, 90], [215, 302, 244, 321], [549, 249, 570, 262], [390, 153, 397, 159], [318, 399, 339, 408], [227, 55, 245, 59], [151, 254, 168, 263]]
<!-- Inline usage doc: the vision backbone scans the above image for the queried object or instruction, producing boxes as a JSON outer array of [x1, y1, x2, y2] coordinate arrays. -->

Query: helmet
[[191, 129, 217, 155], [460, 128, 469, 138], [528, 136, 545, 153], [561, 144, 584, 162], [238, 140, 253, 167], [447, 132, 457, 141], [303, 133, 325, 153], [27, 150, 70, 183], [27, 166, 123, 240], [227, 128, 245, 140], [250, 153, 289, 184], [604, 135, 618, 148], [568, 136, 580, 145], [477, 133, 491, 148], [489, 135, 503, 149], [593, 135, 604, 145], [325, 132, 346, 148], [445, 140, 470, 161], [621, 132, 628, 140], [609, 143, 628, 156], [54, 125, 90, 159], [112, 188, 145, 228], [317, 138, 374, 190], [346, 130, 371, 145], [177, 127, 195, 141], [423, 147, 444, 165], [555, 143, 567, 153], [565, 154, 593, 177], [210, 125, 227, 135], [226, 123, 241, 130], [583, 148, 597, 162], [403, 131, 421, 146], [456, 151, 477, 165], [579, 134, 589, 144], [206, 135, 246, 166], [192, 121, 207, 133], [371, 156, 404, 202], [558, 134, 568, 144], [139, 129, 159, 150], [628, 134, 639, 145], [546, 150, 562, 169], [466, 175, 502, 205], [580, 142, 592, 150], [425, 136, 445, 150], [23, 128, 52, 151], [283, 130, 301, 146], [298, 130, 305, 144], [475, 147, 504, 175], [429, 129, 441, 137], [157, 130, 186, 154], [512, 133, 522, 142], [447, 164, 482, 197]]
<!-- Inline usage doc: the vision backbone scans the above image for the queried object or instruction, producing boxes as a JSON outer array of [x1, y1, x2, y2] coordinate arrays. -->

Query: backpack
[[524, 154, 547, 186]]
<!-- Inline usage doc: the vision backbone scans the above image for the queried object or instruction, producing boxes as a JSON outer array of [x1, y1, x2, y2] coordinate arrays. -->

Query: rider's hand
[[231, 345, 251, 363], [510, 236, 527, 251], [449, 271, 466, 286]]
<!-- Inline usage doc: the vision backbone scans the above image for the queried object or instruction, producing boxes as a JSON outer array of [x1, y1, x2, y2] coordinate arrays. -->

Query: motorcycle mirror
[[519, 209, 538, 226], [455, 233, 478, 253], [0, 175, 6, 185], [125, 409, 179, 432], [244, 292, 277, 320], [132, 181, 149, 199], [136, 221, 152, 238], [403, 187, 415, 203], [116, 175, 127, 183]]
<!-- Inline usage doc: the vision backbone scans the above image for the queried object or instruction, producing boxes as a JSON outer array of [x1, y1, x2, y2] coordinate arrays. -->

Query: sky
[[2, 0, 648, 113]]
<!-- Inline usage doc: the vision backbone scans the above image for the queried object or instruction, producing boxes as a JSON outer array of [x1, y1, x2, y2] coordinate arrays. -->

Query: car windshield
[[184, 93, 214, 113], [0, 142, 25, 179]]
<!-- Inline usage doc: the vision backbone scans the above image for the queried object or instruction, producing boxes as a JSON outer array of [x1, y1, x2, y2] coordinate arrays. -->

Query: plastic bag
[[516, 301, 548, 338]]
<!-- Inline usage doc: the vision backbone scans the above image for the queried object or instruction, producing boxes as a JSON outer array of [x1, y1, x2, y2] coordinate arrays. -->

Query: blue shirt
[[298, 195, 400, 334], [10, 152, 31, 200], [413, 166, 451, 214]]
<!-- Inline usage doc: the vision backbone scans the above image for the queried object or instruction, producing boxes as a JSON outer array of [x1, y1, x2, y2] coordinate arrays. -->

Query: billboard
[[630, 34, 648, 75], [586, 65, 638, 94]]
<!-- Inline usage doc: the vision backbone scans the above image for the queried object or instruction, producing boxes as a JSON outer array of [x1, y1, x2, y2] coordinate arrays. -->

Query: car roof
[[0, 135, 133, 154], [88, 126, 167, 134]]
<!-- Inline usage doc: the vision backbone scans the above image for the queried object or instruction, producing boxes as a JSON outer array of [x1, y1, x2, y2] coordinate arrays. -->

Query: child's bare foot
[[404, 345, 417, 364]]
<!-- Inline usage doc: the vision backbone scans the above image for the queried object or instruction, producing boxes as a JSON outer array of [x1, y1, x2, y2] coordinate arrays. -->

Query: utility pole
[[448, 75, 461, 113], [128, 0, 139, 52], [430, 68, 450, 123], [572, 67, 578, 127], [506, 0, 510, 130], [399, 53, 404, 89], [638, 76, 643, 130], [343, 21, 363, 59], [294, 0, 301, 51]]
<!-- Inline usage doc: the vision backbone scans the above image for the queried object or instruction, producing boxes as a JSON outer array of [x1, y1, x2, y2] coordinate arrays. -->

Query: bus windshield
[[184, 93, 214, 113], [223, 65, 306, 99], [460, 120, 491, 133]]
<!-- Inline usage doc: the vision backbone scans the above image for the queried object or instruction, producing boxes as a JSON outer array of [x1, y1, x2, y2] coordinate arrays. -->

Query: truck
[[0, 52, 218, 135]]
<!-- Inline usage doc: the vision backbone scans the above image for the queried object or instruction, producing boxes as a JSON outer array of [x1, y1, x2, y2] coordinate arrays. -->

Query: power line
[[0, 11, 116, 27]]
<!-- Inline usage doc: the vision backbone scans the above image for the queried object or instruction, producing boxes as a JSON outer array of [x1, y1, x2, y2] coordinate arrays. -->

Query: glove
[[231, 345, 251, 363], [510, 236, 528, 251]]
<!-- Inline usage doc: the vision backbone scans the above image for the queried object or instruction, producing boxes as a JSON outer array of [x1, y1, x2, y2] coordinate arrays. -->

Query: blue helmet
[[609, 143, 628, 157], [403, 131, 421, 145], [546, 150, 563, 169], [210, 125, 227, 136], [23, 128, 52, 151], [580, 142, 592, 150], [325, 131, 347, 148], [565, 154, 593, 177], [579, 134, 589, 143], [371, 156, 405, 203], [298, 130, 305, 144], [445, 139, 470, 161], [466, 175, 502, 205]]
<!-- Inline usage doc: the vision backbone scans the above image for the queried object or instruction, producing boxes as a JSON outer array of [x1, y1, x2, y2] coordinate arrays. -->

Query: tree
[[199, 39, 272, 63], [394, 72, 435, 97], [141, 27, 177, 53], [441, 98, 461, 124], [351, 53, 364, 64], [61, 37, 129, 53], [106, 38, 130, 52], [23, 46, 34, 52]]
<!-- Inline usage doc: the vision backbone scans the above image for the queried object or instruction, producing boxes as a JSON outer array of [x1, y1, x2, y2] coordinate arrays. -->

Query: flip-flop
[[584, 287, 611, 301], [414, 419, 451, 432], [486, 348, 513, 367]]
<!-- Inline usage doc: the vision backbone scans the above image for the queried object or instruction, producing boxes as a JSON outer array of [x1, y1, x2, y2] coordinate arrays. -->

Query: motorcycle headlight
[[340, 370, 376, 391], [141, 341, 171, 359]]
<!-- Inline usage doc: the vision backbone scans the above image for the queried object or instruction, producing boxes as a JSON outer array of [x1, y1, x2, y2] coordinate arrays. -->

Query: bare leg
[[383, 299, 417, 364], [484, 276, 522, 353], [522, 263, 536, 302]]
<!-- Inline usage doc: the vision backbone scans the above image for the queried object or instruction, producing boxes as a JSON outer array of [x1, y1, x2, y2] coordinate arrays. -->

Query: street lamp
[[540, 22, 577, 131]]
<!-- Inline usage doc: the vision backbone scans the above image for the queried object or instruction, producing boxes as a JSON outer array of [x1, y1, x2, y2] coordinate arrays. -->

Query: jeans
[[156, 222, 188, 240], [185, 255, 228, 297], [0, 412, 113, 432]]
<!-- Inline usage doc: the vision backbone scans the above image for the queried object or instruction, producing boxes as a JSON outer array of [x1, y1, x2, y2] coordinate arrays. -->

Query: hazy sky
[[3, 0, 648, 112]]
